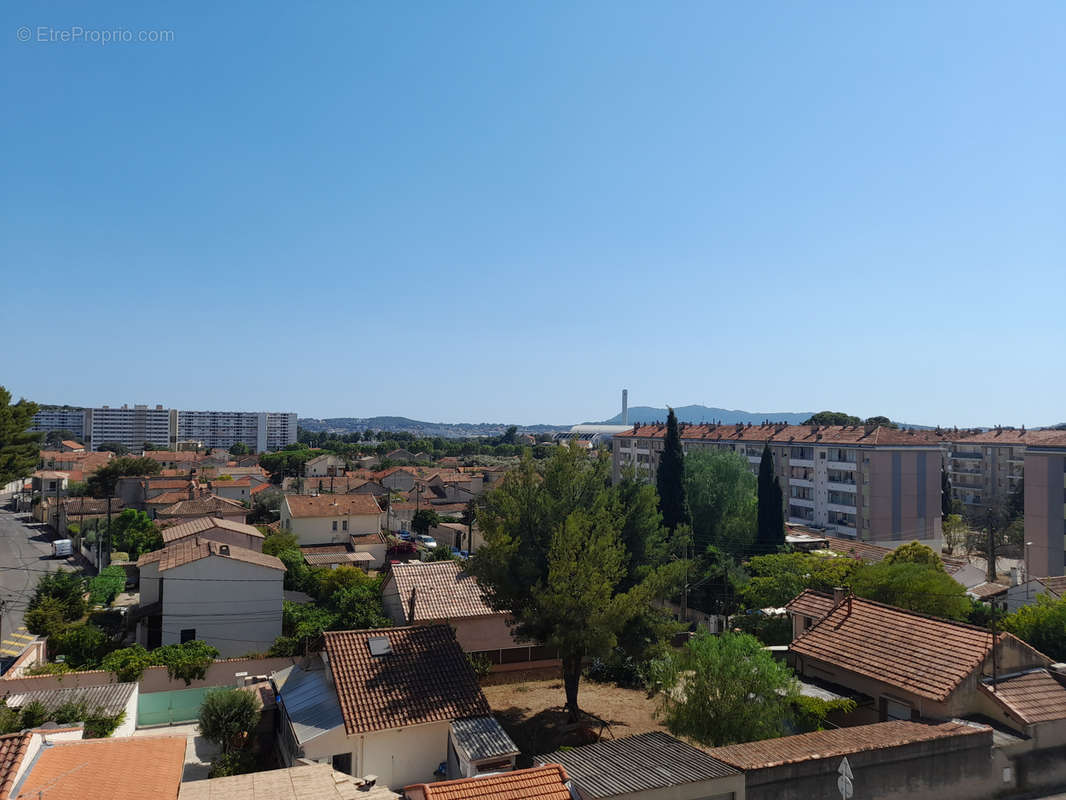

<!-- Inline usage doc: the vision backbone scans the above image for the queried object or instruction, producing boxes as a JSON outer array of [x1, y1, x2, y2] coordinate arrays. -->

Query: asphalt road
[[0, 507, 70, 658]]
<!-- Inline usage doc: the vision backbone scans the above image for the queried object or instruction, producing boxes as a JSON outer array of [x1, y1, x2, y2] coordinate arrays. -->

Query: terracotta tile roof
[[161, 516, 264, 544], [137, 537, 284, 573], [147, 490, 202, 506], [212, 477, 252, 487], [707, 721, 986, 770], [178, 762, 394, 800], [819, 536, 893, 563], [982, 669, 1066, 725], [140, 451, 204, 463], [785, 590, 836, 620], [0, 732, 31, 800], [285, 494, 382, 518], [60, 441, 83, 450], [968, 582, 1008, 600], [1032, 576, 1066, 597], [323, 625, 490, 735], [60, 497, 124, 515], [789, 596, 1040, 702], [948, 428, 1034, 445], [615, 422, 947, 447], [304, 551, 374, 566], [388, 562, 497, 623], [299, 543, 352, 554], [250, 482, 273, 496], [157, 495, 246, 517], [12, 735, 186, 800], [405, 765, 572, 800]]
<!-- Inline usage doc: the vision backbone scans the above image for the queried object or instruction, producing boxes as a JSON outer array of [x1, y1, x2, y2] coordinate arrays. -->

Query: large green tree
[[1001, 594, 1066, 662], [108, 509, 163, 559], [684, 449, 757, 557], [198, 688, 261, 753], [656, 408, 688, 532], [651, 631, 798, 746], [755, 445, 784, 555], [0, 388, 41, 486], [86, 457, 162, 498], [849, 561, 970, 620], [469, 446, 669, 720], [740, 552, 858, 609]]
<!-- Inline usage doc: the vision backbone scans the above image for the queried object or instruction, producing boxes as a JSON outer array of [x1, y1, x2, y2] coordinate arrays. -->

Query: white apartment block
[[85, 405, 173, 451], [177, 410, 297, 452], [29, 408, 87, 440]]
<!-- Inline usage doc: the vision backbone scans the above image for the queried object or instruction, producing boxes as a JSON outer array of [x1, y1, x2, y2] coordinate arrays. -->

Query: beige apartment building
[[945, 427, 1028, 510], [1024, 433, 1066, 577], [612, 423, 944, 548]]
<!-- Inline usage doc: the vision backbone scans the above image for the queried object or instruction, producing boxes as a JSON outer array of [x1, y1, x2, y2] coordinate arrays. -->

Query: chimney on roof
[[833, 587, 848, 609], [219, 544, 230, 556], [864, 422, 876, 435], [408, 585, 417, 623]]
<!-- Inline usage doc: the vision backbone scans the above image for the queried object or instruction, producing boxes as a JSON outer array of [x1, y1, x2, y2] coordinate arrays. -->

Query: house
[[179, 762, 399, 800], [384, 448, 417, 463], [57, 497, 124, 538], [374, 467, 418, 492], [707, 721, 994, 800], [381, 561, 557, 668], [9, 735, 186, 800], [784, 589, 836, 641], [429, 521, 476, 551], [31, 471, 69, 499], [115, 476, 198, 510], [0, 683, 139, 738], [155, 494, 248, 524], [161, 516, 265, 552], [404, 765, 572, 800], [301, 545, 376, 570], [967, 581, 1009, 608], [273, 625, 496, 789], [280, 495, 382, 545], [136, 537, 284, 657], [1004, 575, 1066, 613], [209, 477, 253, 502], [814, 535, 986, 591], [788, 593, 1051, 725], [539, 731, 744, 800], [59, 440, 84, 452], [305, 453, 346, 477]]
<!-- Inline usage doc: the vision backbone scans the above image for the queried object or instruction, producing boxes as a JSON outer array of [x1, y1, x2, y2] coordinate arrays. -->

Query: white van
[[51, 539, 73, 558]]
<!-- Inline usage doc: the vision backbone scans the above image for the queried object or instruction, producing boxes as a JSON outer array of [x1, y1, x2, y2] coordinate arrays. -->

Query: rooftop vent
[[367, 636, 392, 658], [218, 544, 230, 556]]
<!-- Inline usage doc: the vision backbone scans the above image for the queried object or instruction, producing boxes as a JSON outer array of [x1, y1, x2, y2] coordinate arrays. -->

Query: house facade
[[280, 494, 383, 545]]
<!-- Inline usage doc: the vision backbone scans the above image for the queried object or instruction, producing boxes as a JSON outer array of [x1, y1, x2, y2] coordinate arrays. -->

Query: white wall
[[281, 509, 381, 545], [159, 555, 283, 657], [117, 685, 139, 737]]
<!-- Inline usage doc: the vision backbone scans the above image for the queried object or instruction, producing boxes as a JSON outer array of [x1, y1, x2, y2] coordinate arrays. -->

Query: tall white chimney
[[622, 389, 628, 425]]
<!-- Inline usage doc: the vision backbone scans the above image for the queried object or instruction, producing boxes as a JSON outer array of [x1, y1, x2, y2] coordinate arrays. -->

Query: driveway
[[0, 508, 73, 658]]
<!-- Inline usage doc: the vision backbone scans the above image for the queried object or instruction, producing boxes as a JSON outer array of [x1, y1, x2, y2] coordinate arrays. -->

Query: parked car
[[51, 539, 72, 558], [450, 546, 469, 560], [415, 534, 437, 549], [397, 531, 414, 542]]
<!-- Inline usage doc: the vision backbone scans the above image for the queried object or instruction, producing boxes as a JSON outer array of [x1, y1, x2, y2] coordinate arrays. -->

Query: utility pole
[[986, 505, 998, 583]]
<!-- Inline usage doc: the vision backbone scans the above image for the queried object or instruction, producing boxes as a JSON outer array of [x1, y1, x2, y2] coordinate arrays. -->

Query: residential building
[[161, 516, 265, 552], [272, 625, 496, 789], [1024, 433, 1066, 577], [0, 683, 139, 738], [280, 495, 383, 545], [176, 410, 298, 452], [155, 494, 248, 524], [179, 762, 400, 800], [1004, 575, 1066, 613], [382, 561, 558, 668], [10, 735, 187, 800], [136, 537, 285, 656], [29, 407, 87, 440], [304, 453, 345, 477], [788, 594, 1050, 725], [58, 440, 84, 452], [613, 423, 945, 547], [707, 721, 995, 800], [946, 428, 1029, 510], [210, 477, 253, 502], [58, 497, 125, 538], [405, 765, 571, 800], [539, 731, 744, 800], [84, 404, 173, 451]]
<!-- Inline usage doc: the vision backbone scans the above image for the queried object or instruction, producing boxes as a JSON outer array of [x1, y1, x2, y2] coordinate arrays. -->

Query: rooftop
[[60, 497, 124, 515], [707, 721, 986, 770], [404, 765, 572, 800], [178, 763, 398, 800], [388, 561, 497, 623], [138, 537, 284, 573], [2, 682, 137, 719], [790, 596, 1040, 702], [161, 516, 264, 544], [156, 495, 246, 518], [303, 551, 374, 567], [540, 731, 739, 798], [615, 422, 947, 447], [784, 590, 836, 620], [981, 669, 1066, 726], [0, 733, 31, 800], [449, 716, 519, 762], [285, 494, 382, 518], [323, 625, 490, 735], [12, 735, 186, 800]]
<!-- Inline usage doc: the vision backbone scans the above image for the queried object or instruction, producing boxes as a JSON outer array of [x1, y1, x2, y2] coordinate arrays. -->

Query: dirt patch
[[481, 674, 667, 758]]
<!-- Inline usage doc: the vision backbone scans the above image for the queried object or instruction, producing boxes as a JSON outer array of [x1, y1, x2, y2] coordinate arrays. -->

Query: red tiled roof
[[250, 482, 273, 496], [707, 721, 986, 770], [157, 495, 246, 517], [405, 765, 572, 800], [138, 537, 283, 573], [285, 494, 381, 518], [147, 490, 202, 506], [1032, 576, 1066, 597], [60, 497, 124, 515], [388, 561, 498, 623], [789, 596, 1042, 702], [615, 423, 947, 447], [785, 590, 835, 620], [981, 669, 1066, 725], [161, 516, 264, 544], [0, 732, 31, 799], [13, 735, 186, 800], [968, 582, 1008, 599], [323, 625, 490, 735]]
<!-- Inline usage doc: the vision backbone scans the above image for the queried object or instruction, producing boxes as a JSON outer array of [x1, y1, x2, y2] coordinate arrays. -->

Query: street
[[0, 507, 71, 658]]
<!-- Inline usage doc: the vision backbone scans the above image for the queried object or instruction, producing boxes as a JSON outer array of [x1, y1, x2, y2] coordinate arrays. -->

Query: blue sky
[[2, 2, 1063, 426]]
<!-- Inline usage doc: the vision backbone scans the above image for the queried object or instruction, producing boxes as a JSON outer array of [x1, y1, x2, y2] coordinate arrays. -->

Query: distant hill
[[298, 416, 564, 439], [595, 405, 814, 426]]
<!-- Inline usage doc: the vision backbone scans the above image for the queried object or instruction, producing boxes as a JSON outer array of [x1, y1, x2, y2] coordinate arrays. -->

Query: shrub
[[208, 749, 257, 778], [790, 696, 858, 733], [89, 566, 126, 606], [198, 689, 261, 753], [153, 641, 219, 686], [29, 570, 86, 621], [23, 662, 72, 677], [83, 710, 124, 738], [50, 624, 109, 669], [101, 645, 153, 682], [466, 653, 492, 681], [18, 701, 49, 729], [584, 648, 647, 689], [24, 596, 68, 639]]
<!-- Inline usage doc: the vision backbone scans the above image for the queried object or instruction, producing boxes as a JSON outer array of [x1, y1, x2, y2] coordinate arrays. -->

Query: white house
[[280, 494, 382, 545], [273, 626, 505, 790], [305, 454, 345, 477], [136, 537, 285, 657]]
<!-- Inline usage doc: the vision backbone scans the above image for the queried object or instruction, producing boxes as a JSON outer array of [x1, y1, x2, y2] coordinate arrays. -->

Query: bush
[[731, 612, 793, 646], [198, 689, 261, 754], [83, 710, 124, 738], [584, 648, 647, 689], [25, 596, 68, 639], [101, 645, 153, 682], [89, 566, 126, 606], [154, 640, 219, 685], [208, 750, 257, 778], [23, 662, 73, 676], [790, 696, 858, 733], [50, 624, 109, 669], [18, 701, 49, 729], [29, 570, 86, 621], [466, 653, 492, 681]]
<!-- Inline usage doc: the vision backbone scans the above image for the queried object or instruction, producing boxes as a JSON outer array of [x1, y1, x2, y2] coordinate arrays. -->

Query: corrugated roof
[[981, 669, 1066, 725], [449, 716, 519, 762], [273, 663, 345, 745], [3, 682, 136, 718], [303, 551, 373, 566], [540, 732, 738, 797], [708, 721, 987, 770]]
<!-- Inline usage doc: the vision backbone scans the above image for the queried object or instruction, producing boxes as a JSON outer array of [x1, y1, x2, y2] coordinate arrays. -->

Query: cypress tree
[[656, 407, 688, 531], [941, 467, 952, 517], [756, 444, 784, 553]]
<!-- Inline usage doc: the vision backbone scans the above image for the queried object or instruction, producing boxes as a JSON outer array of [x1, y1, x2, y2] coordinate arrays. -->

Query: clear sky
[[2, 2, 1063, 427]]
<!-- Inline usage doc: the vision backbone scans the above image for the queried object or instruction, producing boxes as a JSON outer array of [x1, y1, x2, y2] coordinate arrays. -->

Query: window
[[180, 628, 196, 643], [331, 753, 352, 774], [332, 520, 338, 531], [342, 520, 348, 531]]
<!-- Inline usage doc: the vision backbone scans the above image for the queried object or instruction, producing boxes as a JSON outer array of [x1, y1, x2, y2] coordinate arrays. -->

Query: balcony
[[954, 452, 983, 460], [827, 502, 857, 514], [790, 497, 815, 509], [950, 466, 982, 476], [789, 478, 814, 489], [827, 461, 857, 471], [829, 523, 858, 537], [827, 481, 857, 493], [791, 458, 815, 468]]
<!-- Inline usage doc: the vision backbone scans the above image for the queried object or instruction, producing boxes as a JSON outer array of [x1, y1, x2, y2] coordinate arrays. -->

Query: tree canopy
[[86, 457, 162, 498], [684, 449, 757, 558], [849, 561, 970, 620], [0, 388, 41, 486], [755, 445, 784, 555], [107, 509, 162, 559], [656, 408, 688, 532], [1001, 594, 1066, 662]]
